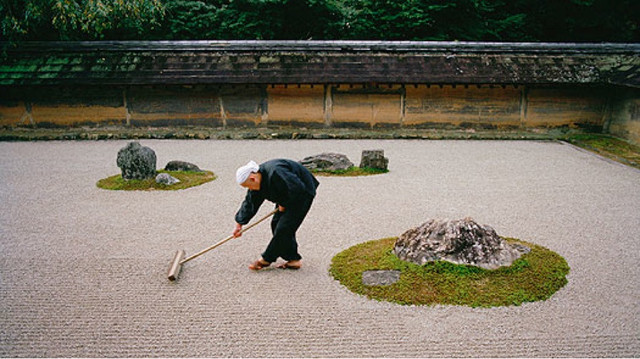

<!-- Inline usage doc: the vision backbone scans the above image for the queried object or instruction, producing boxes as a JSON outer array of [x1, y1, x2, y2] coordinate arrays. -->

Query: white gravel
[[0, 139, 638, 357]]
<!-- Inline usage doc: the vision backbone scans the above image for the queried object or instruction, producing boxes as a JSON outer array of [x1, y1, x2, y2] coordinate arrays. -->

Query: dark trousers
[[262, 195, 314, 263]]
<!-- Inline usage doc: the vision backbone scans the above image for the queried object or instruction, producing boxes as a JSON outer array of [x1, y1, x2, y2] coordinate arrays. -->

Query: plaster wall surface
[[608, 89, 640, 145], [0, 84, 619, 134]]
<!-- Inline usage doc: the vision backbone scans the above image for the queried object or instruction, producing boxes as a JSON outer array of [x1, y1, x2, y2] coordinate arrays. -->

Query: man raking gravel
[[233, 159, 319, 270], [167, 158, 319, 280]]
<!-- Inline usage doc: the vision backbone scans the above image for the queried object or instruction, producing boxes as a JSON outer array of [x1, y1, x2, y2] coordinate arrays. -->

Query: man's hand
[[278, 205, 285, 212], [233, 223, 243, 238]]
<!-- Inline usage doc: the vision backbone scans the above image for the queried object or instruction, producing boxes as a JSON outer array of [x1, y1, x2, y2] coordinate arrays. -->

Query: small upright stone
[[116, 142, 157, 180], [360, 150, 389, 170]]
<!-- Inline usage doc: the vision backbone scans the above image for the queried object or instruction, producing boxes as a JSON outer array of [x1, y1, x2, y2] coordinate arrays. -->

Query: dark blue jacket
[[235, 159, 319, 225]]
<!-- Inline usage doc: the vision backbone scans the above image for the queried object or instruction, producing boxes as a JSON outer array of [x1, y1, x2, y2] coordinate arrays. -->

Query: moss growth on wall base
[[564, 134, 640, 169]]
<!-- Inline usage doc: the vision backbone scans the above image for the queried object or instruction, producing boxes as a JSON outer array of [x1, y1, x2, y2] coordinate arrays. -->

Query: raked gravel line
[[0, 139, 638, 357]]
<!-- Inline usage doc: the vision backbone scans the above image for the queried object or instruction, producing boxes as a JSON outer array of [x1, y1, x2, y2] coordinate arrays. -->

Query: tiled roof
[[1, 41, 638, 87]]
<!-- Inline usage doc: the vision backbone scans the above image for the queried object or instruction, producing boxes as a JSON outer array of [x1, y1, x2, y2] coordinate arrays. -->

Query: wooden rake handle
[[180, 208, 278, 265]]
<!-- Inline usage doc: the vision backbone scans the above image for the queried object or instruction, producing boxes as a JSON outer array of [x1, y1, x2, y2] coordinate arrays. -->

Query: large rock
[[164, 160, 202, 172], [299, 153, 354, 171], [394, 217, 530, 270], [116, 142, 157, 180], [360, 149, 388, 170]]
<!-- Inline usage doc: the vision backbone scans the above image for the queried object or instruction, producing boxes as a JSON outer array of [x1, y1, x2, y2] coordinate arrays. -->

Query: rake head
[[167, 249, 186, 281]]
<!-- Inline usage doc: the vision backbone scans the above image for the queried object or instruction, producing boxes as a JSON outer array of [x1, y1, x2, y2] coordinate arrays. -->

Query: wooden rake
[[167, 208, 278, 281]]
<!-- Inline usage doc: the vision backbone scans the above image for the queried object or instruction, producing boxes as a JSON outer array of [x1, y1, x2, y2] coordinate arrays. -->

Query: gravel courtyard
[[1, 139, 638, 357]]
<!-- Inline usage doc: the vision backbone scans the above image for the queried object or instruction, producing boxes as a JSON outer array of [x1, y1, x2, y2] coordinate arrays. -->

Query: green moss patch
[[564, 134, 640, 169], [329, 237, 569, 307], [97, 170, 216, 191], [311, 166, 388, 177]]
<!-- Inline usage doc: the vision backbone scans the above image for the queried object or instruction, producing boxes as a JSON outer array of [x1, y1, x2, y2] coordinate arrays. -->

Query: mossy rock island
[[330, 218, 569, 307]]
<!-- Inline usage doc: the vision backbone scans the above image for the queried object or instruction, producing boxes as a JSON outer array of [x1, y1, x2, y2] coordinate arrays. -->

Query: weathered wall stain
[[405, 85, 521, 128], [267, 84, 325, 127], [608, 89, 640, 144]]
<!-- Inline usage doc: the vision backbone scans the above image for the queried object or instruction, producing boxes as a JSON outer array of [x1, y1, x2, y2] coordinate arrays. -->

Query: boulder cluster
[[300, 149, 389, 171], [115, 141, 201, 185]]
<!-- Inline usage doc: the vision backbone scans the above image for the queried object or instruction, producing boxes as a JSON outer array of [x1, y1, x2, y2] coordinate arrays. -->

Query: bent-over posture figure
[[233, 159, 319, 270]]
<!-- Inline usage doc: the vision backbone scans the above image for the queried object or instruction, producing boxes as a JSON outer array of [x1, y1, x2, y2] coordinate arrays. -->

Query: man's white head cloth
[[236, 160, 259, 184]]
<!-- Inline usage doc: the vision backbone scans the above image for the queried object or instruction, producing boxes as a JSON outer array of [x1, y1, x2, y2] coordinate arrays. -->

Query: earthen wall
[[0, 84, 615, 133], [608, 88, 640, 144]]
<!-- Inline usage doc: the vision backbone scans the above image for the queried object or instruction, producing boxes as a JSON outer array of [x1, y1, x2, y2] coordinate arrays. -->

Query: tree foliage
[[1, 0, 165, 42], [51, 0, 165, 40], [1, 0, 638, 43], [1, 0, 56, 42], [163, 0, 343, 40]]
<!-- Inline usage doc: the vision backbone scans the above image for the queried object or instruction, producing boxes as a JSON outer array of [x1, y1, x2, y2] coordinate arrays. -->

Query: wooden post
[[123, 88, 131, 126], [260, 85, 269, 126], [219, 96, 227, 129], [601, 91, 613, 133], [18, 101, 34, 125], [400, 84, 406, 126], [519, 85, 528, 128], [324, 84, 333, 127]]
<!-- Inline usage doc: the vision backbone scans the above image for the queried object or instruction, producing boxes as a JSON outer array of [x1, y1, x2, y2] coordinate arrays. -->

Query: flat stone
[[299, 152, 354, 171], [362, 270, 401, 286], [164, 160, 202, 172]]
